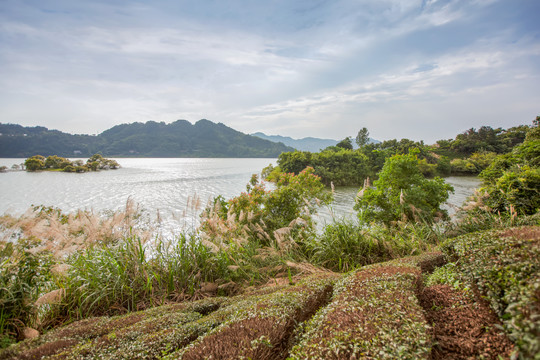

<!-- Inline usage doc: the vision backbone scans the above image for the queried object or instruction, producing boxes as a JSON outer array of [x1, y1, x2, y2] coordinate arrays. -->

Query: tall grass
[[46, 233, 230, 324], [306, 218, 443, 272], [0, 238, 54, 347], [0, 200, 151, 344], [444, 190, 540, 237]]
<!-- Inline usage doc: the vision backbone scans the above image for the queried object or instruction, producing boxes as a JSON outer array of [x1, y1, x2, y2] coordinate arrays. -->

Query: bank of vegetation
[[0, 117, 539, 358], [275, 122, 531, 186], [22, 154, 120, 172]]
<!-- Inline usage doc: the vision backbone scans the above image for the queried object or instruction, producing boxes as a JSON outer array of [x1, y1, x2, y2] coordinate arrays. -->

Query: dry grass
[[0, 199, 152, 260]]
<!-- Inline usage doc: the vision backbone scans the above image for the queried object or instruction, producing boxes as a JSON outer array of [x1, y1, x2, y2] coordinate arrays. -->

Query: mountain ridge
[[252, 132, 379, 152], [0, 120, 294, 158]]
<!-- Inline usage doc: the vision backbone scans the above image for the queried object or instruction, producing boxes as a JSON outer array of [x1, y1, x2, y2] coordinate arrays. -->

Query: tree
[[355, 127, 370, 148], [24, 156, 45, 171], [45, 155, 71, 169], [479, 123, 540, 215], [354, 152, 454, 225], [336, 137, 353, 150]]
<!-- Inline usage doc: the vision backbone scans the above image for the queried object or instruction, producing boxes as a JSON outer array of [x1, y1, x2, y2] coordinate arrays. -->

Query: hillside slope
[[0, 120, 294, 158]]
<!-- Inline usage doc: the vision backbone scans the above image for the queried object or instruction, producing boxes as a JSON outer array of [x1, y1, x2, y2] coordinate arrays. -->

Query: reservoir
[[0, 158, 481, 232]]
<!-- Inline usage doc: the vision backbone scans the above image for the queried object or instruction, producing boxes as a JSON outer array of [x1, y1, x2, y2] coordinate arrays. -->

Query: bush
[[355, 152, 454, 225], [24, 156, 45, 171], [201, 167, 332, 247], [478, 124, 540, 216]]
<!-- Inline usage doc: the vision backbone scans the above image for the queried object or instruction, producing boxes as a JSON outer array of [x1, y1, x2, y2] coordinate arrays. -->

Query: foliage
[[278, 149, 371, 186], [478, 123, 540, 215], [49, 233, 233, 322], [22, 154, 120, 173], [306, 219, 387, 271], [449, 151, 498, 175], [305, 219, 441, 272], [275, 122, 533, 185], [290, 256, 434, 359], [355, 127, 370, 148], [355, 152, 454, 225], [0, 238, 54, 346], [24, 155, 45, 171], [440, 227, 540, 359], [335, 136, 353, 150], [201, 167, 332, 247]]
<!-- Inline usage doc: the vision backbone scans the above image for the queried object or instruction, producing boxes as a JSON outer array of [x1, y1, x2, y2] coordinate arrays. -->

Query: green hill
[[0, 120, 294, 158]]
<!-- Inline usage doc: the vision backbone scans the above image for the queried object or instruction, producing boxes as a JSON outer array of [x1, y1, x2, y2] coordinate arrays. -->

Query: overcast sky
[[1, 0, 539, 143]]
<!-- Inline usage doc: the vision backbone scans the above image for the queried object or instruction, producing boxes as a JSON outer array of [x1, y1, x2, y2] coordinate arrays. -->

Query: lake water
[[0, 158, 481, 232]]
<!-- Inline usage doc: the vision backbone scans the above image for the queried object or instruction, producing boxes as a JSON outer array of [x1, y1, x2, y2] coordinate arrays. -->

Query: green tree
[[354, 152, 454, 225], [355, 127, 370, 148], [24, 156, 45, 171], [45, 155, 71, 169], [479, 122, 540, 215], [336, 137, 353, 150]]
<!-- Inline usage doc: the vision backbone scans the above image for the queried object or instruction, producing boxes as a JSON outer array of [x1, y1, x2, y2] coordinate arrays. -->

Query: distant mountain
[[252, 132, 379, 152], [0, 120, 295, 158], [251, 133, 338, 152]]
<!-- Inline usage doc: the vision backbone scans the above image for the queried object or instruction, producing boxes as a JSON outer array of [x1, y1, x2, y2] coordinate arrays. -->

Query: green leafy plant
[[355, 151, 454, 225]]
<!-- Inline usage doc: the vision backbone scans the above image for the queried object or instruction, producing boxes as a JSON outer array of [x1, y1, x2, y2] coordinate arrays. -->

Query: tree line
[[274, 121, 533, 186]]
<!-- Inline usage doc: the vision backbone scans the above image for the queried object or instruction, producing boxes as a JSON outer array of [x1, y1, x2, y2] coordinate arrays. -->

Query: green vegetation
[[354, 152, 454, 225], [201, 167, 332, 248], [0, 117, 539, 358], [290, 255, 436, 359], [434, 227, 540, 359], [23, 154, 120, 172], [277, 121, 535, 186], [0, 120, 294, 158]]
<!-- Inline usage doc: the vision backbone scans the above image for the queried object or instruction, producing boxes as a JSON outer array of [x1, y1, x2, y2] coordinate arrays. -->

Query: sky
[[1, 0, 539, 143]]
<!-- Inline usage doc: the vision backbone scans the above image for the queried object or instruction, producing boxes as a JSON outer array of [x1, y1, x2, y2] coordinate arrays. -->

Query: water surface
[[0, 158, 480, 231]]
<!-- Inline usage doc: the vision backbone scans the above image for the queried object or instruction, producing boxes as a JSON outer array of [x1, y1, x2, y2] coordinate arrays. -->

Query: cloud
[[0, 0, 538, 141]]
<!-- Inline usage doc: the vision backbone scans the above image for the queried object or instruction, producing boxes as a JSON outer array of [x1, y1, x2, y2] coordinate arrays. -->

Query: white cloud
[[0, 0, 538, 141]]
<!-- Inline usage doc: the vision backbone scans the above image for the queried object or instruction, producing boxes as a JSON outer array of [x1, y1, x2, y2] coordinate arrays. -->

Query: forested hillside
[[0, 120, 294, 158], [273, 121, 534, 186]]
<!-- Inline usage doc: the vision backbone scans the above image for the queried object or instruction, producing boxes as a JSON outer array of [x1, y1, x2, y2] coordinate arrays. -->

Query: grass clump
[[0, 238, 54, 348], [437, 226, 540, 359], [307, 218, 443, 272]]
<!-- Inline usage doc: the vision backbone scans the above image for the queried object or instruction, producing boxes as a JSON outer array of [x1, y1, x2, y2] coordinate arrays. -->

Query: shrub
[[355, 152, 454, 225], [289, 256, 433, 359], [24, 156, 45, 171], [201, 167, 332, 247]]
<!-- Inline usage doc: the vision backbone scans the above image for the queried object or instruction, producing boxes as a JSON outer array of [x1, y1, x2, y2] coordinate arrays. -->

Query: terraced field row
[[3, 226, 537, 360]]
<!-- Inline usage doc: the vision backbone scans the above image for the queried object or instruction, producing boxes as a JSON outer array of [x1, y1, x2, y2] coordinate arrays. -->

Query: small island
[[23, 154, 120, 172]]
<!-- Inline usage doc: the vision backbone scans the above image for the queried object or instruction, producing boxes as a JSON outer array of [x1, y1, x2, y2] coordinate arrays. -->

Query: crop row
[[288, 254, 443, 359], [435, 226, 540, 359], [0, 274, 337, 360]]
